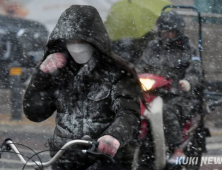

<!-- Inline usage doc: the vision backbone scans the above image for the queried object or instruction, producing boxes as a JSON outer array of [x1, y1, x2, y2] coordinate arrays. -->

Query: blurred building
[[0, 0, 119, 32], [194, 0, 222, 24], [172, 0, 222, 85]]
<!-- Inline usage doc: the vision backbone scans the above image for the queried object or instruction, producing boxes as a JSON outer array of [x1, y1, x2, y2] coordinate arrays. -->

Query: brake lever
[[86, 150, 115, 163]]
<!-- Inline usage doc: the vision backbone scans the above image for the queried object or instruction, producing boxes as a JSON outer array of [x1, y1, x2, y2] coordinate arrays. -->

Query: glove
[[179, 80, 191, 92], [40, 53, 67, 74], [97, 135, 120, 158]]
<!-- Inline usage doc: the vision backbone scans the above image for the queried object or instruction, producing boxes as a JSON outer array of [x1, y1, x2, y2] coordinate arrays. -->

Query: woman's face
[[66, 39, 94, 64]]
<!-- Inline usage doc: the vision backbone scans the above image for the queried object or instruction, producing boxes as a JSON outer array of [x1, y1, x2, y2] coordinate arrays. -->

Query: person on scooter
[[136, 11, 203, 164], [23, 5, 144, 170]]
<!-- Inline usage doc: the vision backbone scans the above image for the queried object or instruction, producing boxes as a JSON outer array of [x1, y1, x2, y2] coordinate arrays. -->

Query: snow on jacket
[[23, 5, 141, 164]]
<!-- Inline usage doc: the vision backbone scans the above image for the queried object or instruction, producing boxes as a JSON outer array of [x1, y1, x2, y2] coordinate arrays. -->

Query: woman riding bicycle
[[23, 5, 143, 170]]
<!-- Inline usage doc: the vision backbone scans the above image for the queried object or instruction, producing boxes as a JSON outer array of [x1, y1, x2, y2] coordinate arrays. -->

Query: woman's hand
[[179, 80, 191, 92], [97, 135, 120, 158], [40, 53, 67, 74]]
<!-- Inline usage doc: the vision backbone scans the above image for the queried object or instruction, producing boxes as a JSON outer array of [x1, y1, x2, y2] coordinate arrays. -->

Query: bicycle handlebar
[[1, 138, 113, 169]]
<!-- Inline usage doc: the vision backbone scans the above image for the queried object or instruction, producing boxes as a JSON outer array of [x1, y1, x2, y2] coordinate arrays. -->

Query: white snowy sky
[[22, 0, 120, 32]]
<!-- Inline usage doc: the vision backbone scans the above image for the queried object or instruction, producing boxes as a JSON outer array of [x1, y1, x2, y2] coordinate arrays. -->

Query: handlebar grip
[[1, 138, 12, 150], [86, 140, 115, 163], [0, 138, 12, 158]]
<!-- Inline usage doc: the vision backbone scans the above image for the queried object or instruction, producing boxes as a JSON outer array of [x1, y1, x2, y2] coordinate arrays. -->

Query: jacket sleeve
[[102, 75, 141, 147], [23, 63, 57, 122], [184, 56, 203, 90]]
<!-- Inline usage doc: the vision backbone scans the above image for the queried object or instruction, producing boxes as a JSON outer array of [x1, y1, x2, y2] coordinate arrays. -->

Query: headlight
[[139, 78, 156, 91]]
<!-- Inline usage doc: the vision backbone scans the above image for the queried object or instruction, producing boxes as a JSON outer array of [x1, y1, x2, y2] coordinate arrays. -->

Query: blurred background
[[0, 0, 222, 169]]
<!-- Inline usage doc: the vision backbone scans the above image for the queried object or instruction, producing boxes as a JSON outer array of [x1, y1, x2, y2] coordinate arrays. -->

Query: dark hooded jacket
[[23, 5, 141, 164], [136, 36, 203, 94]]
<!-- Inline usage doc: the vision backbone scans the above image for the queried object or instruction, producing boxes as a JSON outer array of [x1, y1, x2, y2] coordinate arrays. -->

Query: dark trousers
[[163, 96, 200, 147]]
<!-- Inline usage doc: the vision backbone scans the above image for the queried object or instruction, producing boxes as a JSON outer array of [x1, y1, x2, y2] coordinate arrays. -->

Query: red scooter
[[131, 4, 211, 170], [133, 73, 208, 170]]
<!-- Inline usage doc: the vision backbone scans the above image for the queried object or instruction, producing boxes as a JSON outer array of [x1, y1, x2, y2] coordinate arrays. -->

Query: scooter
[[132, 5, 210, 170], [133, 73, 209, 170]]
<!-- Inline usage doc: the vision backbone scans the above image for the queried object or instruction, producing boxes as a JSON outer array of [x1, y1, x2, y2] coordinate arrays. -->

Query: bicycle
[[0, 137, 116, 170]]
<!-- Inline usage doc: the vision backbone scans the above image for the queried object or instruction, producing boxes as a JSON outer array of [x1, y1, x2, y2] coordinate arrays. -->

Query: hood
[[47, 5, 111, 55], [44, 5, 146, 106], [157, 11, 185, 39]]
